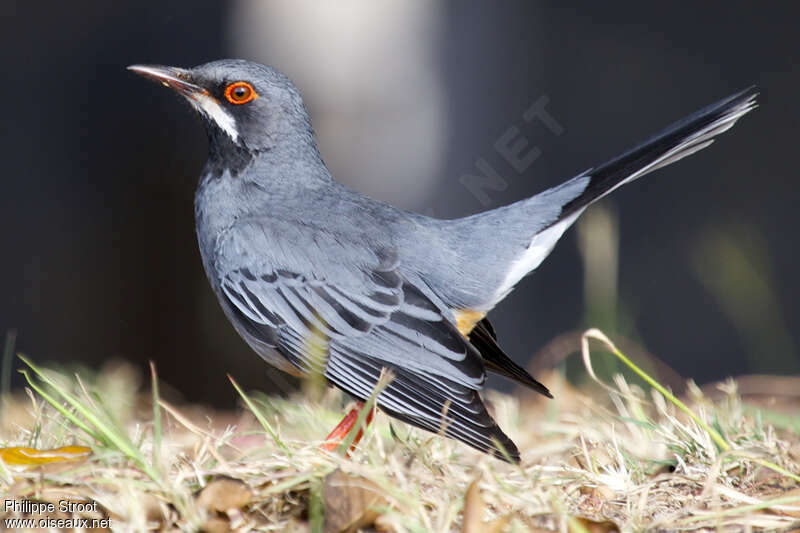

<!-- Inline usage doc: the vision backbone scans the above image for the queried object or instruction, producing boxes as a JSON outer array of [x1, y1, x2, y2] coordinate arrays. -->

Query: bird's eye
[[224, 81, 258, 105]]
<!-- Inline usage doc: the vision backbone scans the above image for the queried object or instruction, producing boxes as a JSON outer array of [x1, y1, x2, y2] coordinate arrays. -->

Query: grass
[[1, 331, 799, 532]]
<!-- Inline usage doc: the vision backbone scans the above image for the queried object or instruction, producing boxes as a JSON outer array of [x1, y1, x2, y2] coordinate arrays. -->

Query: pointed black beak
[[127, 64, 206, 98]]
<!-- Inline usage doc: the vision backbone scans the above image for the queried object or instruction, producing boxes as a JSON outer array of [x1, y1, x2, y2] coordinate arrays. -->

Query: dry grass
[[1, 331, 799, 532]]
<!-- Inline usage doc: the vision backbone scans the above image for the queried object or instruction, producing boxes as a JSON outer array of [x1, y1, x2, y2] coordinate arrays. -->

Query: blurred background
[[1, 1, 797, 405]]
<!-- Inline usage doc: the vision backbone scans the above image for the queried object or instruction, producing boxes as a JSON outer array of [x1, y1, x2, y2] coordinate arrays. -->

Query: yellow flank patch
[[454, 309, 486, 337]]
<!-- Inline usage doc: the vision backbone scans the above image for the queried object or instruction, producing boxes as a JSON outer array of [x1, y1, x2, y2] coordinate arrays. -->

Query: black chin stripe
[[205, 122, 255, 177]]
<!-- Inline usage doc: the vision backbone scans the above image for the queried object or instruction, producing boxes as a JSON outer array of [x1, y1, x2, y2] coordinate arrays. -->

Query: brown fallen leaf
[[767, 487, 800, 518], [0, 445, 91, 472], [196, 477, 253, 513], [323, 469, 388, 533], [200, 516, 230, 533], [136, 491, 167, 524], [578, 484, 616, 514], [568, 516, 620, 533], [462, 478, 511, 533], [462, 478, 484, 533]]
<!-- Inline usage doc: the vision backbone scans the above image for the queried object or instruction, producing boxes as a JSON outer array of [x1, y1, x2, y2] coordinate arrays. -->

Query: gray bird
[[129, 60, 756, 462]]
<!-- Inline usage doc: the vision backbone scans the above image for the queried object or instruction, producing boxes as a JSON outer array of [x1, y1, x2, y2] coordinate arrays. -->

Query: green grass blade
[[740, 454, 800, 484], [309, 477, 324, 533], [150, 361, 162, 478], [581, 329, 730, 451], [18, 368, 105, 444], [18, 354, 161, 482], [581, 329, 800, 485], [229, 374, 291, 457]]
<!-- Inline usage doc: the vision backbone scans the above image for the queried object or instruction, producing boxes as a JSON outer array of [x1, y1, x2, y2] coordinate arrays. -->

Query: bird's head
[[128, 59, 313, 154]]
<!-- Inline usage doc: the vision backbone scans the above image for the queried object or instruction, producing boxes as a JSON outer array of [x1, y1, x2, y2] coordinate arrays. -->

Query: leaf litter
[[0, 331, 798, 532]]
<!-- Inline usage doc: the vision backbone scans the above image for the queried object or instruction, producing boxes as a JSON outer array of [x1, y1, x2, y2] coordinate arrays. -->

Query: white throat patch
[[190, 94, 239, 142]]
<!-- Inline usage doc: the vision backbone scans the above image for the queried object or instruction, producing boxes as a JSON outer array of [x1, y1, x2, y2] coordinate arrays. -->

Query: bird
[[129, 59, 756, 463]]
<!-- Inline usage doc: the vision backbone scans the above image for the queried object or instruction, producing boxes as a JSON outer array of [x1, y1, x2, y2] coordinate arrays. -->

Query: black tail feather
[[471, 318, 553, 399], [559, 86, 758, 221]]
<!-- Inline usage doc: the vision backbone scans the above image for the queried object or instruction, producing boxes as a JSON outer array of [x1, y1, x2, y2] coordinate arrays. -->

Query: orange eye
[[224, 81, 258, 105]]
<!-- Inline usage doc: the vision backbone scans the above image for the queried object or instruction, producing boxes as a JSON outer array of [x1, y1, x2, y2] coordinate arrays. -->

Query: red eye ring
[[224, 81, 258, 105]]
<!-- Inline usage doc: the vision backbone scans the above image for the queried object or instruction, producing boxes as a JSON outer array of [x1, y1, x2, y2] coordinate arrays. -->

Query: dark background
[[1, 1, 797, 405]]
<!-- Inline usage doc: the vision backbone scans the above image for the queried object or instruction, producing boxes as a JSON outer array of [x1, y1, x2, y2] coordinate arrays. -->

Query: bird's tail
[[451, 87, 758, 304], [555, 86, 758, 221]]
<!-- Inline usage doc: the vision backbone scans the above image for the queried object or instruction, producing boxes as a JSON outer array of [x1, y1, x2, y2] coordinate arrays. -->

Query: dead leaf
[[485, 514, 512, 533], [754, 466, 798, 490], [568, 516, 620, 533], [323, 469, 388, 533], [196, 477, 253, 513], [462, 478, 485, 533], [462, 478, 511, 533], [136, 491, 166, 524], [768, 487, 800, 518], [579, 484, 615, 513], [200, 516, 230, 533], [0, 445, 91, 472]]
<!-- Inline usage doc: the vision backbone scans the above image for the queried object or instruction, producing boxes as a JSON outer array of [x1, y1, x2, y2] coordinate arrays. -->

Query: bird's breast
[[193, 170, 246, 275]]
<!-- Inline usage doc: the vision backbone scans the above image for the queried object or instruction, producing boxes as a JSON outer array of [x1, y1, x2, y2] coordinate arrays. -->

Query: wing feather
[[213, 221, 518, 460], [219, 259, 520, 460]]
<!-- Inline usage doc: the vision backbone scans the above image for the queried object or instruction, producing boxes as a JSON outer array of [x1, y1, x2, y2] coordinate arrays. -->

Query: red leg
[[320, 401, 375, 455]]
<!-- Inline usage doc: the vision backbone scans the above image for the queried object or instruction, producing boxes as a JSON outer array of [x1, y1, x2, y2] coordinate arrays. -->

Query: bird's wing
[[215, 219, 520, 460]]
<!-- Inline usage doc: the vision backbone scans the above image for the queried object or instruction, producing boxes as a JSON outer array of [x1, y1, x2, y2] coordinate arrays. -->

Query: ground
[[0, 331, 798, 532]]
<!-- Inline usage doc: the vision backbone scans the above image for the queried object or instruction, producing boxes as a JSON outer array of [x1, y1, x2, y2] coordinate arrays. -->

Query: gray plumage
[[129, 59, 757, 462]]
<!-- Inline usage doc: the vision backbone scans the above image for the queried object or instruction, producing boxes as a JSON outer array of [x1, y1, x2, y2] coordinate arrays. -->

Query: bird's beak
[[127, 64, 206, 98]]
